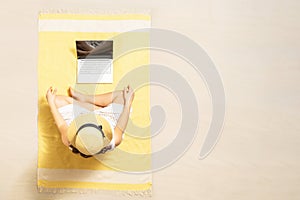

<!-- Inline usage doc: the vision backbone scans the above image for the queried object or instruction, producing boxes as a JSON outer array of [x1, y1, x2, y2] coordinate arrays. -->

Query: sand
[[0, 0, 299, 199]]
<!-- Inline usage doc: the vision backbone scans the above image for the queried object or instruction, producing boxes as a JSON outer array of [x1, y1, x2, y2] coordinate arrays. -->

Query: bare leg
[[54, 95, 101, 111], [69, 87, 124, 107], [54, 95, 73, 108]]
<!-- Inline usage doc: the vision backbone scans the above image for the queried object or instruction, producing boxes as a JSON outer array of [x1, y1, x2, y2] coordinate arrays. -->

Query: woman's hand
[[123, 85, 135, 107], [46, 86, 57, 106]]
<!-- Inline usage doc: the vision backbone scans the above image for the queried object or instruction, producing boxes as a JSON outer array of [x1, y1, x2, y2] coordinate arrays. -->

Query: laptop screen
[[76, 40, 114, 83], [76, 40, 113, 59]]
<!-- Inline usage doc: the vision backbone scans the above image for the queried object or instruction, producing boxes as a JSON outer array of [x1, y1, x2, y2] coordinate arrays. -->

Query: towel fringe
[[38, 186, 152, 197], [39, 9, 151, 16]]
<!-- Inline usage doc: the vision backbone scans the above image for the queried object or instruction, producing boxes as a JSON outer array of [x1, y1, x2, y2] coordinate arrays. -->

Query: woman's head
[[67, 114, 112, 157]]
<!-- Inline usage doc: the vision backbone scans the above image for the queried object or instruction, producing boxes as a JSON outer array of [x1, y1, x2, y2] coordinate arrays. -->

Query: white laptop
[[76, 40, 113, 83]]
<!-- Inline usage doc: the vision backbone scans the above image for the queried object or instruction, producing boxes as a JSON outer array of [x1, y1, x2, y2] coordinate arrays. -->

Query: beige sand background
[[1, 0, 300, 199]]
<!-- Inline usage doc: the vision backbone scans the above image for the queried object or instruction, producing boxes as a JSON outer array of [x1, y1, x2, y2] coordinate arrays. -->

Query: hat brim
[[67, 113, 113, 156]]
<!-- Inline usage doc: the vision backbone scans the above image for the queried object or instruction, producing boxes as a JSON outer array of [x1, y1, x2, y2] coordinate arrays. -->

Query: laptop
[[76, 40, 113, 83]]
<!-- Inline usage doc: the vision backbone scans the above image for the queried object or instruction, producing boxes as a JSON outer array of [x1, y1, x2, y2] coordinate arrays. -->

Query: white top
[[58, 103, 124, 154]]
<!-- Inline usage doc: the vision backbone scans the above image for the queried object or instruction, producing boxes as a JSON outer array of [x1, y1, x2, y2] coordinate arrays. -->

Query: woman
[[46, 85, 134, 158]]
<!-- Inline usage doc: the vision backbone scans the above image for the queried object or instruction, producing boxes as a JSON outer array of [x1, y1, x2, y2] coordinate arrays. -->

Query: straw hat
[[67, 113, 113, 156]]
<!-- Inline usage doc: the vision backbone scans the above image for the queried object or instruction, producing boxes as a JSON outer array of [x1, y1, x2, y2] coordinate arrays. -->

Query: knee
[[54, 96, 72, 108], [113, 91, 124, 104], [117, 91, 123, 98], [54, 96, 63, 108]]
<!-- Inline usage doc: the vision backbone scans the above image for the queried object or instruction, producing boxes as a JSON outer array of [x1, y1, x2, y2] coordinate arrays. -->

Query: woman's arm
[[114, 104, 131, 146], [46, 87, 70, 147], [114, 86, 134, 146]]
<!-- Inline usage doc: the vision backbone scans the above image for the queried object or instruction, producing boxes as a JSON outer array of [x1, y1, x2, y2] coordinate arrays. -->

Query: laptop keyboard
[[78, 59, 112, 74]]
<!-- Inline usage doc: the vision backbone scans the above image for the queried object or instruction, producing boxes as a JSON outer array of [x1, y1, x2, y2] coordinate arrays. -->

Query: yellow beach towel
[[37, 12, 152, 195]]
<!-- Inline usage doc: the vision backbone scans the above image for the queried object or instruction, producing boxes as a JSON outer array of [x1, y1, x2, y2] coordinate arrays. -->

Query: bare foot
[[68, 87, 86, 102], [68, 87, 75, 97]]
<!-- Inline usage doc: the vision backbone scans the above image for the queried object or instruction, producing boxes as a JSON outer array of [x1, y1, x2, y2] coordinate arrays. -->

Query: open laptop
[[76, 40, 113, 83]]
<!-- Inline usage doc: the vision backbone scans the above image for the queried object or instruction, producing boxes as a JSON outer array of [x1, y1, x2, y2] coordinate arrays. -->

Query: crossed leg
[[54, 88, 125, 110], [69, 87, 125, 107], [54, 95, 102, 111]]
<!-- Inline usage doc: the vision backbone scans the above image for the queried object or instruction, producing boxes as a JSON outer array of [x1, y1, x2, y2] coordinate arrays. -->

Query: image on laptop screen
[[76, 40, 113, 83]]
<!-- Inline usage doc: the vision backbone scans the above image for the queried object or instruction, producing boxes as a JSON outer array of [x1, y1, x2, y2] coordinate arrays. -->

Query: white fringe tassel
[[38, 186, 152, 197], [39, 9, 151, 16]]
